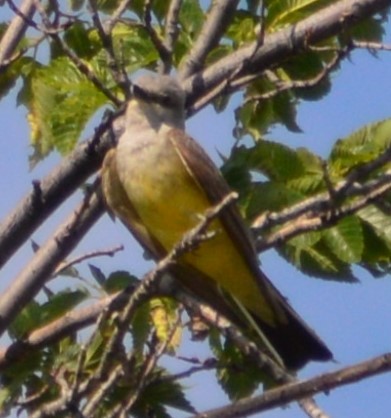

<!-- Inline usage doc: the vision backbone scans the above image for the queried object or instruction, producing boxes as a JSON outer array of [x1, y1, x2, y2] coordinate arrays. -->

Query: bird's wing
[[101, 148, 166, 259], [168, 128, 332, 368], [167, 129, 280, 302]]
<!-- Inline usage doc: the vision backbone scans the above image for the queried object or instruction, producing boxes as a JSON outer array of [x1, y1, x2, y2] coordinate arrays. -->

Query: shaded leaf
[[358, 204, 391, 248], [243, 181, 304, 220], [104, 270, 138, 293], [282, 241, 358, 281], [215, 338, 269, 399], [9, 301, 41, 339], [39, 288, 89, 327], [246, 140, 305, 181], [323, 216, 364, 263], [89, 263, 106, 286]]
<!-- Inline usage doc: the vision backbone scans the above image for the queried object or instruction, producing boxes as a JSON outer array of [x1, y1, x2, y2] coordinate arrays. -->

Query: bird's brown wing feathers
[[168, 129, 332, 369]]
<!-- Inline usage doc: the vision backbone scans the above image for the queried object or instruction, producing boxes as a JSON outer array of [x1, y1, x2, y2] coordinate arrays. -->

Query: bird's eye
[[157, 94, 173, 107]]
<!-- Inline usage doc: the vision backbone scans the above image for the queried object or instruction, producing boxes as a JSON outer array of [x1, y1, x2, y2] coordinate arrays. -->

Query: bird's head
[[127, 74, 186, 130]]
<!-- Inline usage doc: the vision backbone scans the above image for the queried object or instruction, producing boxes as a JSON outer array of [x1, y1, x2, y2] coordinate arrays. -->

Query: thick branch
[[184, 0, 391, 108], [0, 0, 35, 65], [0, 110, 123, 269], [1, 0, 388, 272], [0, 189, 104, 337], [179, 0, 240, 80], [191, 352, 391, 418], [0, 294, 117, 370]]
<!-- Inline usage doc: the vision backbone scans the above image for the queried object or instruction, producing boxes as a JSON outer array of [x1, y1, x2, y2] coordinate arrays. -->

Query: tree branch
[[190, 352, 391, 418], [159, 0, 183, 74], [0, 186, 105, 337], [256, 171, 391, 251], [0, 0, 36, 65], [179, 0, 240, 80], [184, 0, 391, 111], [0, 108, 124, 269]]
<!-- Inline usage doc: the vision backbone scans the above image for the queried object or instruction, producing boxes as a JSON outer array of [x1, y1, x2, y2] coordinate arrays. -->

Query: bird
[[101, 73, 332, 370]]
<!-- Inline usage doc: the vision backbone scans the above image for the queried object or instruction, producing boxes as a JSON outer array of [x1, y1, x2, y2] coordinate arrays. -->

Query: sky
[[1, 4, 391, 418]]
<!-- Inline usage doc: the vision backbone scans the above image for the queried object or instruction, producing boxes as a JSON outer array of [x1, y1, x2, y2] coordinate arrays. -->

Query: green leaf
[[29, 57, 108, 161], [226, 10, 257, 46], [130, 0, 169, 21], [89, 263, 106, 286], [97, 0, 125, 14], [329, 119, 391, 177], [279, 50, 333, 101], [360, 222, 391, 266], [215, 339, 267, 399], [179, 0, 205, 38], [345, 15, 386, 43], [9, 301, 41, 339], [64, 22, 101, 59], [104, 270, 139, 293], [287, 230, 322, 249], [243, 182, 304, 220], [235, 87, 300, 139], [135, 371, 195, 415], [323, 216, 364, 263], [358, 204, 391, 248], [221, 146, 253, 196], [131, 303, 152, 351], [69, 0, 85, 11], [39, 288, 89, 327], [282, 241, 358, 281], [247, 140, 305, 181], [267, 0, 334, 29]]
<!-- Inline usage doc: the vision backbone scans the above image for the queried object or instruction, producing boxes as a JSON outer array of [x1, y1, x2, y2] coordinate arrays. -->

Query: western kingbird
[[101, 74, 332, 369]]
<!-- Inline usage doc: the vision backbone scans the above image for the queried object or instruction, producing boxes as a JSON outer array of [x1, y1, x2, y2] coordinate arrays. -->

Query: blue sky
[[1, 5, 391, 418]]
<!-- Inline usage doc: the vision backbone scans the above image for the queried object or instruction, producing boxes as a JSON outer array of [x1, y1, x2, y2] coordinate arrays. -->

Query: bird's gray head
[[128, 74, 186, 130]]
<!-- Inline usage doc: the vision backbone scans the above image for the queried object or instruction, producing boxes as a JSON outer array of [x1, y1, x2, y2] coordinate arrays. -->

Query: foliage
[[0, 0, 390, 417]]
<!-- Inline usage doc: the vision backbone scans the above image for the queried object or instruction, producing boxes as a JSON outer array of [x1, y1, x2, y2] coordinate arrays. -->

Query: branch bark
[[0, 0, 36, 65], [179, 0, 240, 80], [190, 352, 391, 418], [0, 110, 123, 269], [0, 189, 104, 336], [1, 0, 387, 272], [184, 0, 391, 110]]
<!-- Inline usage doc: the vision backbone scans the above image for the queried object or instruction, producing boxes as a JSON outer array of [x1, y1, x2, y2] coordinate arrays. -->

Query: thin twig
[[119, 315, 182, 415], [104, 0, 132, 33], [159, 0, 183, 74], [54, 245, 124, 277], [298, 397, 331, 418], [352, 39, 391, 51], [256, 170, 391, 251], [88, 0, 131, 96], [143, 0, 171, 71], [243, 47, 350, 104]]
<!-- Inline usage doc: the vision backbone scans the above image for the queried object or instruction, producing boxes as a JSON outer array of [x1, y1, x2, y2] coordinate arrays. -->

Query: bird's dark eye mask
[[132, 84, 172, 107]]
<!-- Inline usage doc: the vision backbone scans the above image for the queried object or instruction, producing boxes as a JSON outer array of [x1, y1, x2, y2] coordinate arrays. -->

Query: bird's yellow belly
[[117, 137, 274, 323]]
